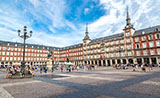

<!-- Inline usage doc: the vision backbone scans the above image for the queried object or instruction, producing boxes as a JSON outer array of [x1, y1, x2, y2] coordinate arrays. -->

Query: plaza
[[0, 67, 160, 98]]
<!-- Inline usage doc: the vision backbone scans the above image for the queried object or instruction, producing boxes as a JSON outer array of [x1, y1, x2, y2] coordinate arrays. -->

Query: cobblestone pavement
[[0, 67, 160, 98]]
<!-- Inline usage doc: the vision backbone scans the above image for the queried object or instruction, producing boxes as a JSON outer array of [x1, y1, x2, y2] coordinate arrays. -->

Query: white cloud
[[84, 8, 90, 15]]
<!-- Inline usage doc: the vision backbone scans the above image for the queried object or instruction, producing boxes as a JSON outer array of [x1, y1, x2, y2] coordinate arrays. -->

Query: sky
[[0, 0, 160, 47]]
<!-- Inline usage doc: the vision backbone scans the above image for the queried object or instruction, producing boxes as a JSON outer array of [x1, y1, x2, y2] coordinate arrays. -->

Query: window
[[2, 52, 5, 55], [157, 49, 160, 54], [142, 43, 147, 48], [127, 45, 131, 50], [127, 39, 130, 43], [148, 35, 153, 40], [141, 36, 146, 41], [10, 57, 13, 61], [120, 40, 124, 44], [7, 52, 9, 55], [155, 34, 160, 39], [126, 32, 130, 37], [156, 41, 160, 46], [143, 50, 148, 55], [135, 37, 139, 42], [3, 47, 5, 50], [116, 41, 119, 45], [128, 52, 131, 56], [150, 50, 155, 55], [6, 57, 9, 61], [2, 57, 5, 60], [136, 51, 140, 56], [11, 52, 13, 56], [149, 42, 154, 47], [136, 44, 140, 49]]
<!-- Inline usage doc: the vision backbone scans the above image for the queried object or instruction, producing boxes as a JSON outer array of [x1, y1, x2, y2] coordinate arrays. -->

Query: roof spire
[[126, 6, 131, 26], [86, 23, 88, 34], [125, 6, 133, 29], [83, 22, 90, 41]]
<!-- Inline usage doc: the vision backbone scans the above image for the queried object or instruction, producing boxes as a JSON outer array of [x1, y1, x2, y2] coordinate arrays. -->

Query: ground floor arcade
[[74, 56, 160, 66]]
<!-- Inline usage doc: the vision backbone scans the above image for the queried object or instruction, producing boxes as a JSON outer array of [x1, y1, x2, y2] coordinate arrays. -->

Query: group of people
[[5, 65, 41, 78], [59, 64, 97, 73], [113, 63, 159, 72]]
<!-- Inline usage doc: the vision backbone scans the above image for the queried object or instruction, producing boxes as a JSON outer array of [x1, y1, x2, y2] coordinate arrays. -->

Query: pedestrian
[[61, 66, 63, 72], [40, 67, 42, 74], [51, 66, 54, 72]]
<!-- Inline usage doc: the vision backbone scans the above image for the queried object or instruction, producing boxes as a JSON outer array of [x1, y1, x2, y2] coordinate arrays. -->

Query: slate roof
[[1, 25, 160, 50], [133, 25, 160, 36], [89, 33, 124, 44], [0, 40, 59, 50]]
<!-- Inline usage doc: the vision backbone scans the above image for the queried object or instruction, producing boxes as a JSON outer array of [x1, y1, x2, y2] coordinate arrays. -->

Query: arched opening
[[99, 60, 101, 66], [95, 61, 97, 65], [144, 58, 149, 64], [107, 60, 111, 66], [128, 59, 133, 64], [112, 60, 115, 65], [117, 59, 121, 64], [88, 61, 90, 65], [92, 61, 94, 65], [151, 58, 157, 64], [85, 61, 87, 64], [137, 58, 142, 64], [103, 60, 106, 66], [122, 59, 126, 64]]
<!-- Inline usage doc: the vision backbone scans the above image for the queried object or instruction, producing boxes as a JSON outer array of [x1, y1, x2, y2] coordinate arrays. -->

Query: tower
[[123, 6, 135, 64], [83, 23, 91, 44], [83, 23, 91, 64]]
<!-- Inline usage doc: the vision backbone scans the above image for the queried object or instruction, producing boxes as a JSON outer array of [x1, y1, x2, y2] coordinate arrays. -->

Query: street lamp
[[17, 26, 32, 73]]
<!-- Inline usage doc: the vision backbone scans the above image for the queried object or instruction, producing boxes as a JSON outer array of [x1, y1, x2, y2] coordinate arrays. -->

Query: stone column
[[97, 60, 99, 66], [142, 58, 144, 65], [101, 60, 103, 66], [110, 59, 113, 66], [105, 59, 108, 66], [115, 59, 117, 64], [126, 59, 129, 64], [149, 57, 152, 64], [156, 57, 159, 64]]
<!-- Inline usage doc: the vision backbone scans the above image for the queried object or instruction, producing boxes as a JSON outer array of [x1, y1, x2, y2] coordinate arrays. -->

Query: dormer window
[[7, 43, 10, 46], [142, 31, 145, 34], [141, 36, 146, 41], [155, 33, 160, 39], [155, 28, 159, 32], [32, 46, 34, 48], [148, 34, 153, 40]]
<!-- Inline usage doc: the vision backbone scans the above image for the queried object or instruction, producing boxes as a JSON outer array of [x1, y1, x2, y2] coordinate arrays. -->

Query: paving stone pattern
[[0, 67, 160, 98]]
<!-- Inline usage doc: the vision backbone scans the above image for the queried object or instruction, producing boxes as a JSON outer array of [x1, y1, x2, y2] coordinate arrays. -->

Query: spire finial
[[86, 22, 88, 33], [126, 6, 131, 26]]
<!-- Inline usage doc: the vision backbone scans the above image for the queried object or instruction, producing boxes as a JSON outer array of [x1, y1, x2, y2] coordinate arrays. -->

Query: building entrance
[[122, 59, 126, 64], [103, 60, 106, 66], [99, 60, 101, 66], [107, 60, 110, 66]]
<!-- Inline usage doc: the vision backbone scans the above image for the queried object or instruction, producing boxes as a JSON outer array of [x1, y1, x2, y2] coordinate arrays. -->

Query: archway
[[144, 58, 149, 64], [99, 60, 101, 66], [112, 60, 115, 65], [107, 60, 111, 66], [122, 59, 126, 64], [117, 59, 121, 64], [151, 58, 157, 64], [103, 60, 106, 66], [128, 59, 133, 64]]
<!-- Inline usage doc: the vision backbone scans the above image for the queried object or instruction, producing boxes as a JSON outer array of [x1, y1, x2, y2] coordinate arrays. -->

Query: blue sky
[[0, 0, 160, 47]]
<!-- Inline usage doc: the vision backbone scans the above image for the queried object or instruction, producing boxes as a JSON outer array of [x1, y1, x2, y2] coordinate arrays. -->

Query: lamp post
[[17, 26, 32, 72]]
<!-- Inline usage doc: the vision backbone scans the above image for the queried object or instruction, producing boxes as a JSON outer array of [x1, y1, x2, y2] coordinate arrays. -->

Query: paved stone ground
[[0, 67, 160, 98]]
